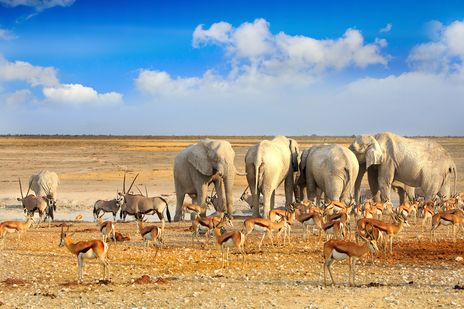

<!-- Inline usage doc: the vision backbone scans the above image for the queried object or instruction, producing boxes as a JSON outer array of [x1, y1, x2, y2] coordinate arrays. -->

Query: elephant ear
[[187, 143, 213, 176], [366, 138, 383, 169]]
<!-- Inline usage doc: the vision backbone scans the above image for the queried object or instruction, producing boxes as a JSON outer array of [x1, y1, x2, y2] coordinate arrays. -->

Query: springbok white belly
[[198, 225, 210, 233], [143, 233, 153, 241], [253, 225, 268, 233], [303, 218, 315, 226], [222, 237, 235, 248], [331, 249, 349, 261], [79, 249, 97, 259], [5, 228, 17, 234], [439, 219, 454, 226]]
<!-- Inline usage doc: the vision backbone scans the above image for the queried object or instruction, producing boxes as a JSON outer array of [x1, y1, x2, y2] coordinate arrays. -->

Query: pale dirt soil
[[1, 136, 464, 308]]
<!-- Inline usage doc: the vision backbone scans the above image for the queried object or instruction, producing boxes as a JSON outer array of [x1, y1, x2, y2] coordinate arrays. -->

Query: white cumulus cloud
[[0, 55, 59, 87], [408, 20, 464, 73], [43, 84, 123, 106]]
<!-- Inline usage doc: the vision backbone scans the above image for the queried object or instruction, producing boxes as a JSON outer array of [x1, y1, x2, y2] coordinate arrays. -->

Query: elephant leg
[[271, 190, 276, 210], [284, 173, 295, 207], [174, 190, 186, 222], [367, 165, 380, 202], [306, 174, 317, 204], [354, 164, 366, 204], [262, 191, 272, 219], [197, 183, 209, 217]]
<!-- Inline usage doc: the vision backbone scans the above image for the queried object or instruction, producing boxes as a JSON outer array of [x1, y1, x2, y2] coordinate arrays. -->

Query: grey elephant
[[350, 132, 457, 203], [298, 144, 359, 204], [173, 139, 237, 221], [245, 136, 299, 218]]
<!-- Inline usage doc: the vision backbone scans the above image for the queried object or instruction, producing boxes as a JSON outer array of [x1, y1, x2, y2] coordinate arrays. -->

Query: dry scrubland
[[1, 136, 464, 308]]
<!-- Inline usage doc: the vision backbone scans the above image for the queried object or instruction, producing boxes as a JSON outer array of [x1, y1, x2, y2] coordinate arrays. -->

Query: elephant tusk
[[236, 171, 247, 176]]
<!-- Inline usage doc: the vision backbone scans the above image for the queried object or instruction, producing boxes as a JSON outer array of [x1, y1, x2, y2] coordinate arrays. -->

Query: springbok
[[0, 215, 34, 245], [59, 224, 109, 283], [242, 217, 289, 250], [213, 227, 246, 268], [136, 219, 162, 256], [96, 218, 116, 243], [323, 236, 379, 287]]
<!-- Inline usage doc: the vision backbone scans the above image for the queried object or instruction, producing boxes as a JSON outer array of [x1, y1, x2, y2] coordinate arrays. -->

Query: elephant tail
[[254, 152, 264, 200], [452, 164, 457, 196]]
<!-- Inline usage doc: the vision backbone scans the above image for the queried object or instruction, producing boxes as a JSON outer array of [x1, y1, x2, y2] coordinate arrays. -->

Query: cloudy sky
[[0, 0, 463, 135]]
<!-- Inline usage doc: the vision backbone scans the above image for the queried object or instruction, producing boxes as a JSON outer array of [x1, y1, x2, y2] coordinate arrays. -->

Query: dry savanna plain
[[0, 136, 463, 308]]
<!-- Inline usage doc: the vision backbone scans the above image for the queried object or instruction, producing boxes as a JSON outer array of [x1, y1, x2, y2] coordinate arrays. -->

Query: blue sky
[[0, 0, 463, 135]]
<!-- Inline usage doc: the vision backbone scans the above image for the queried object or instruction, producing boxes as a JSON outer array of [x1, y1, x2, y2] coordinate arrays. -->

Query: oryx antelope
[[93, 195, 124, 221], [17, 178, 55, 224], [59, 224, 109, 283], [119, 173, 172, 231]]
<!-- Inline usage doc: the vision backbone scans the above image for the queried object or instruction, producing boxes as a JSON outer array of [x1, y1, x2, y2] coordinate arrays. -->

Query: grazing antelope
[[323, 236, 379, 287], [136, 219, 162, 255], [365, 214, 409, 255], [269, 207, 296, 243], [322, 220, 345, 241], [397, 202, 418, 223], [182, 203, 207, 219], [420, 202, 434, 232], [430, 209, 464, 241], [213, 227, 246, 268], [17, 178, 55, 224], [0, 215, 34, 245], [326, 211, 350, 239], [242, 217, 289, 250], [96, 218, 116, 243], [372, 202, 393, 220], [59, 224, 109, 283], [191, 216, 232, 244], [296, 210, 324, 240]]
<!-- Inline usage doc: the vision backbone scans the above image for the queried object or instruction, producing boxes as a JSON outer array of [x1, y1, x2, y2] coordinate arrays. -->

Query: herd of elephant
[[173, 132, 457, 221]]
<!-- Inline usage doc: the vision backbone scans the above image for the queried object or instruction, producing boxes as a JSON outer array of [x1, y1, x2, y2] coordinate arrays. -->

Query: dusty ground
[[1, 136, 464, 308]]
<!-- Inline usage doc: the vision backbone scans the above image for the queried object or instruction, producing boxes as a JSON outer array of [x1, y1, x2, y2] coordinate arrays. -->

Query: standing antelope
[[323, 236, 379, 287], [296, 210, 324, 240], [242, 217, 289, 250], [96, 218, 116, 243], [0, 215, 34, 245], [93, 195, 124, 221], [430, 209, 464, 241], [322, 220, 345, 241], [269, 207, 296, 243], [364, 214, 409, 254], [119, 174, 171, 231], [420, 202, 434, 232], [59, 224, 109, 283], [136, 219, 162, 256], [213, 227, 246, 268]]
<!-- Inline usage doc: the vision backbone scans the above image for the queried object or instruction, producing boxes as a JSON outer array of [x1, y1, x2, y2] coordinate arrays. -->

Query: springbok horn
[[19, 178, 24, 200], [123, 173, 126, 194], [127, 173, 139, 194], [145, 185, 148, 198]]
